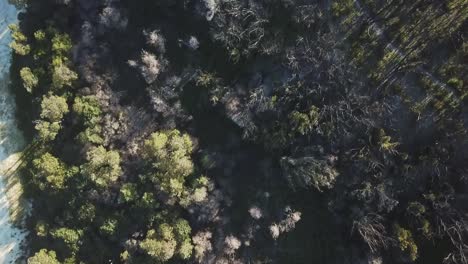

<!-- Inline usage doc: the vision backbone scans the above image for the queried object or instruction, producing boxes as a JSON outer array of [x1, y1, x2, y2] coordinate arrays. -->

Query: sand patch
[[0, 152, 30, 228]]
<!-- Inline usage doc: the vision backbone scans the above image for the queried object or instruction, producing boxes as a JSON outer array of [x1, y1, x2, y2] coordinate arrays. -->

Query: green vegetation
[[7, 0, 467, 263], [143, 130, 194, 198], [289, 106, 320, 135], [32, 152, 68, 190], [140, 220, 193, 262], [396, 225, 418, 261], [20, 67, 38, 93], [28, 249, 60, 264], [72, 96, 101, 125], [81, 146, 121, 187], [35, 94, 69, 141], [9, 24, 30, 55]]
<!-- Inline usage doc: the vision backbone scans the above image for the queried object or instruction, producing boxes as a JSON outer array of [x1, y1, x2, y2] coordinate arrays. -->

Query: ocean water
[[0, 0, 28, 262]]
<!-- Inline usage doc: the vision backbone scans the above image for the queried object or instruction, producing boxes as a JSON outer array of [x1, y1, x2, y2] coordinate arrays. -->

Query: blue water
[[0, 0, 27, 262], [0, 1, 18, 73]]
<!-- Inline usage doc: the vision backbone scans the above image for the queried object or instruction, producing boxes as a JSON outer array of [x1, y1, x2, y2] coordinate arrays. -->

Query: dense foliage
[[7, 0, 467, 263]]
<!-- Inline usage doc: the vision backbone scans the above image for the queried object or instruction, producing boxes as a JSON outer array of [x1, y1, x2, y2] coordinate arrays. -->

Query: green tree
[[35, 94, 69, 141], [51, 64, 78, 90], [50, 227, 83, 253], [50, 32, 73, 66], [378, 129, 399, 153], [288, 106, 320, 135], [40, 94, 69, 122], [34, 30, 46, 41], [73, 96, 102, 125], [48, 32, 76, 90], [396, 225, 418, 261], [407, 201, 426, 218], [81, 146, 122, 187], [174, 219, 193, 259], [32, 153, 68, 190], [77, 203, 96, 222], [138, 192, 158, 209], [174, 219, 191, 237], [100, 218, 118, 236], [20, 67, 38, 93], [35, 221, 48, 237], [178, 239, 194, 260], [142, 130, 194, 197], [51, 33, 72, 55], [28, 249, 60, 264], [140, 219, 193, 261], [77, 126, 104, 145], [120, 183, 138, 202], [140, 224, 177, 262], [73, 96, 103, 144], [9, 24, 30, 55], [35, 121, 61, 141], [32, 30, 48, 60]]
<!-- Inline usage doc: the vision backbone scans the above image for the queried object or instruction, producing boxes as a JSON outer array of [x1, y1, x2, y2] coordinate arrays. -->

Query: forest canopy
[[7, 0, 468, 263]]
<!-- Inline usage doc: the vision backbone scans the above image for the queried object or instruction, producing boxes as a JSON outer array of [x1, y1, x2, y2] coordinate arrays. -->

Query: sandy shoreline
[[0, 152, 30, 228], [0, 151, 29, 263]]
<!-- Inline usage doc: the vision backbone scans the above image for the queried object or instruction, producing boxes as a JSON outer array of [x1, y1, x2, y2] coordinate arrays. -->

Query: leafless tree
[[353, 214, 394, 253]]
